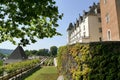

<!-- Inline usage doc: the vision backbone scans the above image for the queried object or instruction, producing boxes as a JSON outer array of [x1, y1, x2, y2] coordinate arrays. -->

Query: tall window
[[79, 32, 81, 37], [83, 32, 86, 37], [98, 17, 101, 22], [107, 30, 111, 40], [99, 28, 102, 33], [83, 25, 85, 30], [105, 13, 110, 23], [104, 0, 107, 4]]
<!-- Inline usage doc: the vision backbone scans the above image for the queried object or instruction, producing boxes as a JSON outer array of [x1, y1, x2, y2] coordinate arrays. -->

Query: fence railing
[[0, 58, 47, 80]]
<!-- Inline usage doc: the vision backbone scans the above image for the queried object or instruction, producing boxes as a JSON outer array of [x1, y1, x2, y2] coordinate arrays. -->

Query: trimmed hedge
[[0, 59, 40, 76], [5, 59, 40, 73], [57, 42, 120, 80]]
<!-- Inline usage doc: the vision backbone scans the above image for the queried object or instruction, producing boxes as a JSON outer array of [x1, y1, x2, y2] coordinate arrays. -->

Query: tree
[[50, 46, 57, 56], [0, 0, 63, 46], [37, 49, 49, 56], [25, 50, 32, 56], [0, 53, 6, 58]]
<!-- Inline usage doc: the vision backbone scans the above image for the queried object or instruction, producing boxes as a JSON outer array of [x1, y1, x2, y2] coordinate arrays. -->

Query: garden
[[0, 59, 40, 80]]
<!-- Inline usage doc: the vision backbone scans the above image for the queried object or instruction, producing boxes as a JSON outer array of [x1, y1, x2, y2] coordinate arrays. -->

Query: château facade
[[67, 3, 102, 44], [100, 0, 120, 41]]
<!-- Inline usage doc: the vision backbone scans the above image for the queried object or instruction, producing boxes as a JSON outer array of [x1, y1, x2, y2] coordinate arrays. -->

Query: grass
[[24, 66, 58, 80]]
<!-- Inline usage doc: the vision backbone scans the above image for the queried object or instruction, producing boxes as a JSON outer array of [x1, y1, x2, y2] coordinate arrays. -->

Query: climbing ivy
[[57, 42, 120, 80]]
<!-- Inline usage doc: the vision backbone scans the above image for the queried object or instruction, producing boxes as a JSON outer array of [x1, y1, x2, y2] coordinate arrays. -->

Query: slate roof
[[67, 23, 74, 31], [67, 2, 100, 31], [8, 46, 28, 59]]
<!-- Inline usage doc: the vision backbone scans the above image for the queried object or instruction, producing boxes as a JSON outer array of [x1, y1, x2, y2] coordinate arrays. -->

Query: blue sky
[[0, 0, 99, 50]]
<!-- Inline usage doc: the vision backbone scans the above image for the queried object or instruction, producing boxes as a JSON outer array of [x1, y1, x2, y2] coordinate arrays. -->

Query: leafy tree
[[37, 49, 49, 56], [25, 50, 32, 56], [31, 50, 37, 55], [50, 46, 57, 56], [25, 49, 49, 56], [0, 0, 63, 46]]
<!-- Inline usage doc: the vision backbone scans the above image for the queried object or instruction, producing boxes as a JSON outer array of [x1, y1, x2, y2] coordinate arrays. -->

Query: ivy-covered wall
[[57, 42, 120, 80]]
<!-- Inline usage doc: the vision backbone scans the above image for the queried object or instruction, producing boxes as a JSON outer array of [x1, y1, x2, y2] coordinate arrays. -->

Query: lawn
[[24, 66, 58, 80]]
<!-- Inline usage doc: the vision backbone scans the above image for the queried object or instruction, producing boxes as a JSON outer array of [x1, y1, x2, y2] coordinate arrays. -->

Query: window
[[99, 28, 102, 33], [83, 25, 85, 30], [107, 30, 111, 40], [98, 17, 101, 22], [83, 32, 86, 37], [95, 8, 98, 14], [99, 37, 102, 41], [104, 0, 107, 4], [79, 28, 81, 32], [79, 32, 81, 37], [105, 13, 110, 23]]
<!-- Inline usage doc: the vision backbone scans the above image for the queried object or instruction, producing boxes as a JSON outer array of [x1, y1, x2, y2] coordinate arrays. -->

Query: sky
[[0, 0, 99, 50]]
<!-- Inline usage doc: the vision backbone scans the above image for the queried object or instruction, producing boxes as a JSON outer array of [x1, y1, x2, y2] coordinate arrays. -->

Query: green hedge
[[0, 66, 3, 76], [57, 42, 120, 80], [5, 59, 40, 73], [0, 59, 40, 76]]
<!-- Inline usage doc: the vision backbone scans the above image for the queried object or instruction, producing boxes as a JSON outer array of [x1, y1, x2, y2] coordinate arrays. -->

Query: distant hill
[[0, 49, 13, 54]]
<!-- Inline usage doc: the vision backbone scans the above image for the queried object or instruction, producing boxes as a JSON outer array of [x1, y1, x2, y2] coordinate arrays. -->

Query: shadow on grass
[[14, 66, 41, 80], [24, 66, 59, 80], [38, 73, 58, 80]]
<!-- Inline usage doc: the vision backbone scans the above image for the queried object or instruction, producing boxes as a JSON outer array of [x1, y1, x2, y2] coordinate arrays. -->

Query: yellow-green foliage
[[57, 43, 91, 80], [4, 59, 40, 73], [57, 46, 68, 73], [57, 42, 120, 80], [0, 66, 3, 75], [69, 43, 91, 80]]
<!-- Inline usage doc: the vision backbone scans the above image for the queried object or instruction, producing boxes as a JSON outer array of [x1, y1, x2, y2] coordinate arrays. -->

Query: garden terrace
[[0, 59, 40, 80]]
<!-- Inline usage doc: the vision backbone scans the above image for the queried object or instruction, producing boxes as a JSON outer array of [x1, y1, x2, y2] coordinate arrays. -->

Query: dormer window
[[95, 8, 100, 14], [95, 8, 98, 14]]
